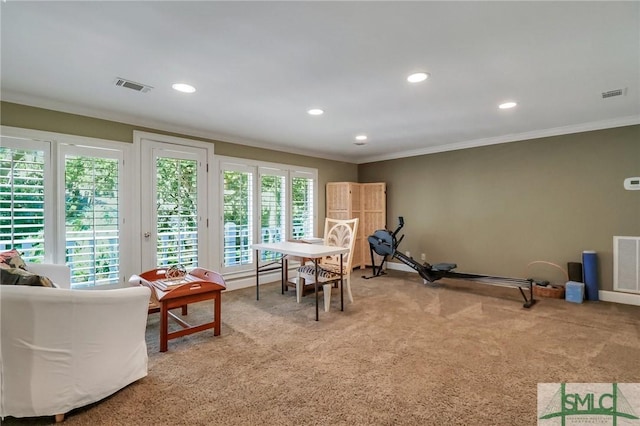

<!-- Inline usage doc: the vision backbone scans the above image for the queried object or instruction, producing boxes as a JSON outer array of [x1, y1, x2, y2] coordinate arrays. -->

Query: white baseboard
[[386, 263, 640, 307], [224, 271, 283, 292], [598, 290, 640, 306], [386, 262, 414, 273]]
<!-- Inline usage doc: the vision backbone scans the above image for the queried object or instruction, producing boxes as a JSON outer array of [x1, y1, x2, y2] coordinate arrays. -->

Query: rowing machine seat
[[432, 263, 457, 272]]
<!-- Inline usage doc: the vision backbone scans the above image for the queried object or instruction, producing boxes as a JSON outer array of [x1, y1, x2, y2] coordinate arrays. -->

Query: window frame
[[217, 156, 318, 275], [258, 166, 288, 263], [290, 169, 316, 241], [134, 131, 216, 275], [57, 143, 127, 288], [219, 160, 257, 273], [2, 126, 134, 288], [0, 136, 54, 263]]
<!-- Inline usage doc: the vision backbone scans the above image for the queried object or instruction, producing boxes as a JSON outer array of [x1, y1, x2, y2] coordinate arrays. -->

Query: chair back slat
[[322, 217, 358, 271]]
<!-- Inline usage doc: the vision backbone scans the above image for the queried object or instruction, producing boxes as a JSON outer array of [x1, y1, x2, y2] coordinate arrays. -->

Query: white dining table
[[252, 241, 349, 321]]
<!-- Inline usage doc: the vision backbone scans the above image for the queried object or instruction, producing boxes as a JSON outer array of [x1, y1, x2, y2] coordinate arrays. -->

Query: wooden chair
[[296, 217, 358, 312]]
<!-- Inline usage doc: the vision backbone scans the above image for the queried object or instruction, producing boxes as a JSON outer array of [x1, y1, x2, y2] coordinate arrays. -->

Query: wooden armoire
[[325, 182, 386, 269]]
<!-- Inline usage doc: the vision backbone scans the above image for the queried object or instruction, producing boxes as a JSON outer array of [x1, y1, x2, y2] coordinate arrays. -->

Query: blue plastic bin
[[565, 281, 585, 304]]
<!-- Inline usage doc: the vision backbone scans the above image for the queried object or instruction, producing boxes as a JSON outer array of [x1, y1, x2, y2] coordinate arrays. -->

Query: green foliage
[[156, 158, 198, 267], [292, 177, 312, 239], [64, 156, 120, 285], [260, 175, 283, 227], [223, 170, 250, 224]]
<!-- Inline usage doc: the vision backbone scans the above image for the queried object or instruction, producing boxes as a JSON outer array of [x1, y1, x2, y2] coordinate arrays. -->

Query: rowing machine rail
[[364, 217, 536, 308]]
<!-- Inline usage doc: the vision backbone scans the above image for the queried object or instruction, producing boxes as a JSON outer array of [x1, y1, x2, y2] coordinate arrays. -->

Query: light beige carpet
[[5, 271, 640, 425]]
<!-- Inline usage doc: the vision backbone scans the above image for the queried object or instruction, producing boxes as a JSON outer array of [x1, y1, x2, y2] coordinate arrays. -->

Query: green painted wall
[[359, 125, 640, 292], [0, 101, 358, 223]]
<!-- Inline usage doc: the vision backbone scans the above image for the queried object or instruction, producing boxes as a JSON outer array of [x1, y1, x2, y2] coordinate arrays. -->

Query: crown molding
[[356, 115, 640, 164], [4, 93, 637, 166]]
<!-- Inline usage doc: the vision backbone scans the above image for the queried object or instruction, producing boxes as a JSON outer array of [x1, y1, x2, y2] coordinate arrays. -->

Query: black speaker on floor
[[567, 262, 583, 282]]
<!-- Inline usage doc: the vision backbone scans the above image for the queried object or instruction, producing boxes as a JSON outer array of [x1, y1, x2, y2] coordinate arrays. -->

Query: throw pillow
[[0, 249, 27, 270], [0, 267, 55, 287]]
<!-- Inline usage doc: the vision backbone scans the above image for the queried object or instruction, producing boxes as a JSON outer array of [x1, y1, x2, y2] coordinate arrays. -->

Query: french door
[[140, 139, 208, 271]]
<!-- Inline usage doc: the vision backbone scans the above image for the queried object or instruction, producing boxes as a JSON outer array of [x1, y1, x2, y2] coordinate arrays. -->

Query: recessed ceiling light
[[407, 72, 429, 83], [499, 101, 517, 109], [172, 83, 196, 93], [307, 108, 324, 116], [354, 135, 368, 146]]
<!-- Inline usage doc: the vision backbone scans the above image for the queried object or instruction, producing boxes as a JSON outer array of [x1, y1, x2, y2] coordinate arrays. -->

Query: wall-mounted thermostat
[[624, 177, 640, 190]]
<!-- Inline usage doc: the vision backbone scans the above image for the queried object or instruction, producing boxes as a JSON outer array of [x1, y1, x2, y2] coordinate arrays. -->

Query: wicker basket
[[527, 261, 568, 299], [533, 284, 565, 299]]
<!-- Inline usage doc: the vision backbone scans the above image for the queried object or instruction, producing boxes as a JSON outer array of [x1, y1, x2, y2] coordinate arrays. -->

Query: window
[[3, 127, 314, 283], [259, 168, 286, 262], [0, 138, 50, 263], [222, 165, 254, 268], [156, 156, 199, 267], [291, 173, 314, 240], [219, 157, 317, 273], [1, 132, 131, 286], [61, 145, 123, 287]]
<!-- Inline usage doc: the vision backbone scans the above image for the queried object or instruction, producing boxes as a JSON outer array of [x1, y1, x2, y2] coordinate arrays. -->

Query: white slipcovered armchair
[[0, 263, 151, 422]]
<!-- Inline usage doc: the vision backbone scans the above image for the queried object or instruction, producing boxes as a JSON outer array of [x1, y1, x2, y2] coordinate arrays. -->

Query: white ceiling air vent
[[601, 88, 626, 99], [114, 78, 153, 93]]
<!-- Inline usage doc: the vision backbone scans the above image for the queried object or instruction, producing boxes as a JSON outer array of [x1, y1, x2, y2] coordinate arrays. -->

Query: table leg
[[314, 258, 319, 321], [160, 302, 169, 353], [214, 291, 221, 336], [282, 257, 287, 294], [255, 249, 260, 300], [340, 253, 344, 311]]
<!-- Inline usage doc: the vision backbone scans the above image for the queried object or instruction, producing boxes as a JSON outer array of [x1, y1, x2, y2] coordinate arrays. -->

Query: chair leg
[[55, 413, 65, 423], [296, 273, 304, 303], [323, 283, 332, 312], [345, 276, 353, 303]]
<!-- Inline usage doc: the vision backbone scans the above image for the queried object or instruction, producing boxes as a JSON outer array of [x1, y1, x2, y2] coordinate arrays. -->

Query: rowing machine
[[363, 217, 536, 308]]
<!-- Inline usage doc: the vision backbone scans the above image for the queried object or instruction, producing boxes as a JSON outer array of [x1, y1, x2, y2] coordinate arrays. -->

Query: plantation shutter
[[291, 173, 315, 239], [63, 147, 121, 286], [155, 156, 199, 268], [0, 142, 48, 262], [222, 164, 254, 268], [259, 167, 287, 262]]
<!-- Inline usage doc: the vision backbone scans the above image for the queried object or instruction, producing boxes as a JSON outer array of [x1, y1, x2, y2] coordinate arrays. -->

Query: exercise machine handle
[[392, 216, 405, 237]]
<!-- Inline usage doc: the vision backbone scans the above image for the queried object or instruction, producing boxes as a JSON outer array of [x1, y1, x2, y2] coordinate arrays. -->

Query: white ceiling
[[2, 1, 639, 164]]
